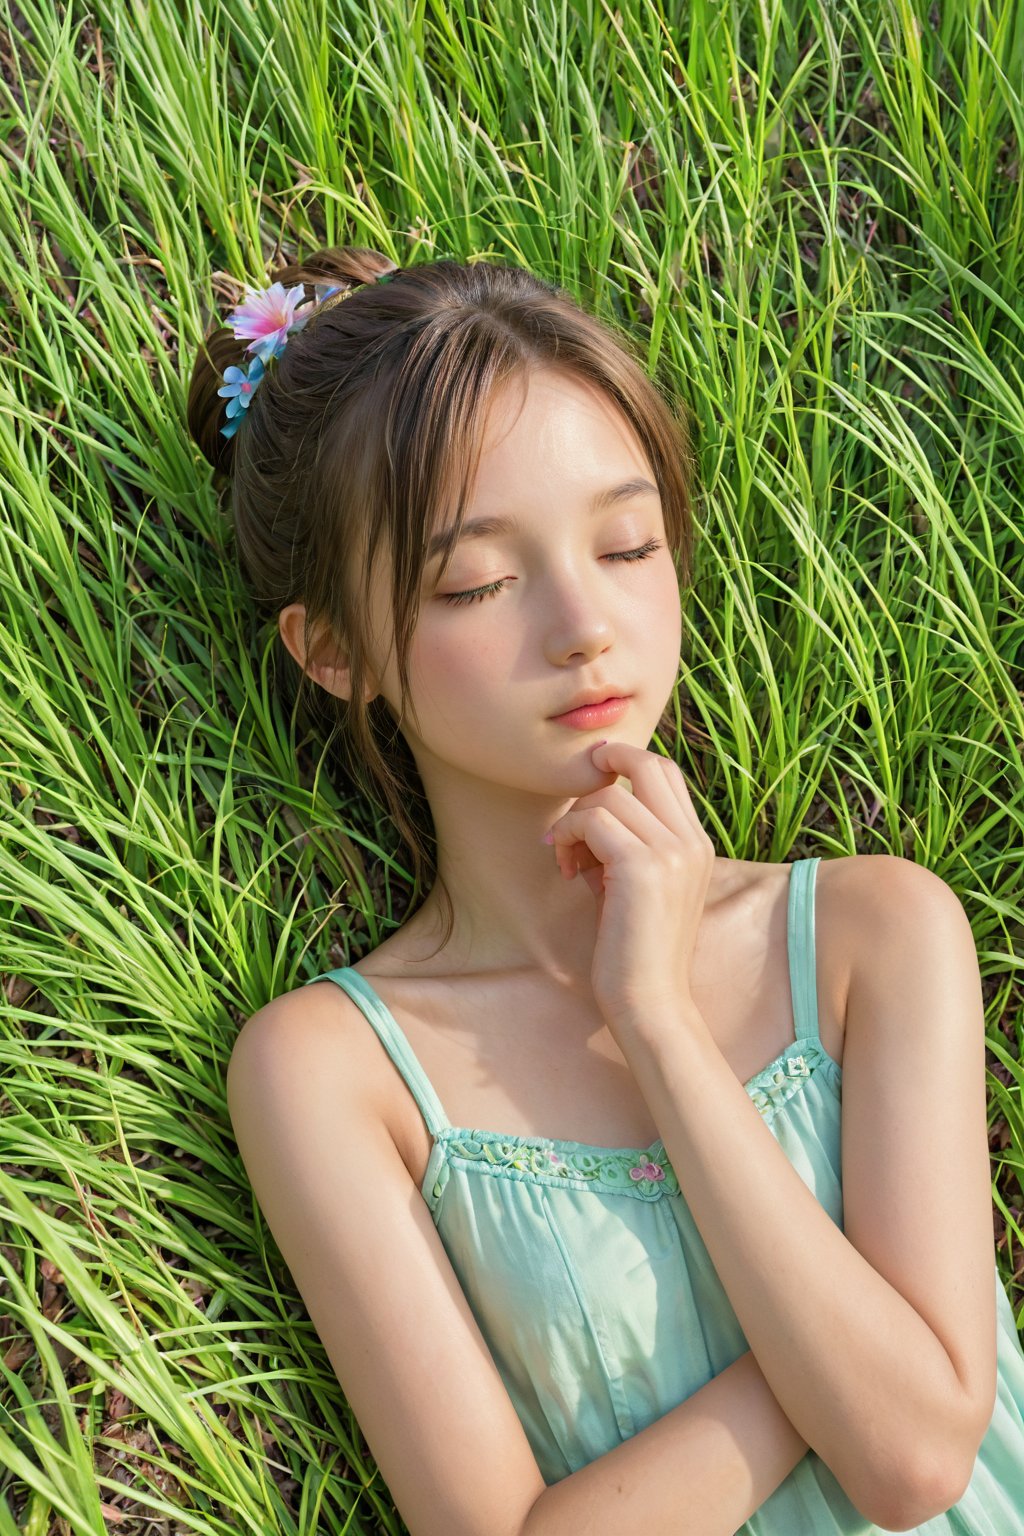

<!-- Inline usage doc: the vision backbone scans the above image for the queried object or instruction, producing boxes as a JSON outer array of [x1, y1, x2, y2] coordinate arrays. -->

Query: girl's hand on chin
[[541, 740, 715, 1039]]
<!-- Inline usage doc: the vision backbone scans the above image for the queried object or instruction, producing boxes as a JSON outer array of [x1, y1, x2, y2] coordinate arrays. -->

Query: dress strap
[[787, 857, 822, 1045], [303, 967, 451, 1140]]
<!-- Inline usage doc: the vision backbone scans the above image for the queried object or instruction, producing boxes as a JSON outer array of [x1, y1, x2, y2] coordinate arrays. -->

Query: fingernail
[[594, 738, 608, 748], [541, 829, 554, 844]]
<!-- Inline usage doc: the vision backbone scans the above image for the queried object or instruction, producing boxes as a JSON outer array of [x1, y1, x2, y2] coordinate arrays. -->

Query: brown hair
[[187, 245, 696, 958]]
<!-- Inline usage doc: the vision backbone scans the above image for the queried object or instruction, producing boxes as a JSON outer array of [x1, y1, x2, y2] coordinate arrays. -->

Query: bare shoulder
[[226, 977, 393, 1127], [733, 852, 946, 1037], [814, 853, 968, 995], [822, 852, 964, 931]]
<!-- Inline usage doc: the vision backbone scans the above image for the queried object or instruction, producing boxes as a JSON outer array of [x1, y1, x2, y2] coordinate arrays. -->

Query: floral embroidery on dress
[[629, 1160, 665, 1182], [443, 1134, 681, 1199]]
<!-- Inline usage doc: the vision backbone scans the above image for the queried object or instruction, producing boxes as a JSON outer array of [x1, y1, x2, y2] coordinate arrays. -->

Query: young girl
[[189, 248, 1024, 1535]]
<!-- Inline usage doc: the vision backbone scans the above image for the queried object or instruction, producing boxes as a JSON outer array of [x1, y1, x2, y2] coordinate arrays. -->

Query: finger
[[556, 782, 680, 854], [546, 803, 643, 879], [589, 740, 697, 841]]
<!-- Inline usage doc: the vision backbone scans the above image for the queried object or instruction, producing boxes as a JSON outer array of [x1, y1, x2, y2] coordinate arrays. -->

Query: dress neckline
[[431, 1033, 840, 1160]]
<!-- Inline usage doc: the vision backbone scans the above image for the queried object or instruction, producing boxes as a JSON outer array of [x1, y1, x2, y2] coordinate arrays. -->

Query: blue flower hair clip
[[218, 270, 398, 441]]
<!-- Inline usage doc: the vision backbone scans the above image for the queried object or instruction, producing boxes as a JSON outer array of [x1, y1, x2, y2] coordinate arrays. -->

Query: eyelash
[[441, 538, 664, 606]]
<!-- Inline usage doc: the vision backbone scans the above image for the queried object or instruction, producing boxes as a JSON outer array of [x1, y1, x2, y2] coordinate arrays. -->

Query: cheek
[[626, 556, 681, 636], [656, 559, 683, 636], [646, 562, 684, 685], [411, 617, 506, 700]]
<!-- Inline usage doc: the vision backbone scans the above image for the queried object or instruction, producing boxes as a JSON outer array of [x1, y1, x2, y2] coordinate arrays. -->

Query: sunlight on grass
[[0, 0, 1021, 1528]]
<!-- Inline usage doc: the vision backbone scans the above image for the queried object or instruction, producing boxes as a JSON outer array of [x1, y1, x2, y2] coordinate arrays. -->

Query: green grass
[[1, 0, 1022, 1529]]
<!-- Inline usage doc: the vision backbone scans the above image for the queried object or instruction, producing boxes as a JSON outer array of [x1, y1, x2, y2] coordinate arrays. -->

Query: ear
[[278, 603, 378, 705]]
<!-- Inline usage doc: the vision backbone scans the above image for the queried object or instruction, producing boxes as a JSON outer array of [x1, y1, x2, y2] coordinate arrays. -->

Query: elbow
[[838, 1386, 988, 1530], [884, 1398, 988, 1528], [904, 1446, 978, 1529], [868, 1474, 971, 1532], [849, 1448, 976, 1531]]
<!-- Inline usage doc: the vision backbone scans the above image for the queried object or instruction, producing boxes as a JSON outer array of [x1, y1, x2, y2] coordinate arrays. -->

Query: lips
[[549, 696, 632, 729], [550, 689, 628, 717]]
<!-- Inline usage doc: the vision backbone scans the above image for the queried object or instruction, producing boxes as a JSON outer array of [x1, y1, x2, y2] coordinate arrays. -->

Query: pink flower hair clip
[[218, 271, 397, 440]]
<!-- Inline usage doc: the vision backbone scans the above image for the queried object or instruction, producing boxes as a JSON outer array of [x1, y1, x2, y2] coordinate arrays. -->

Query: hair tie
[[217, 269, 399, 440]]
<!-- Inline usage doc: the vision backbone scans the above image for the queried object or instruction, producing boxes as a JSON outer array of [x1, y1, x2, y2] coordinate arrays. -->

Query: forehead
[[478, 366, 641, 459], [434, 367, 653, 526]]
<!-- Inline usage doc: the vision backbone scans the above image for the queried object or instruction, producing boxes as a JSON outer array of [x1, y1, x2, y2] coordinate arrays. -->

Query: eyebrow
[[425, 476, 660, 566]]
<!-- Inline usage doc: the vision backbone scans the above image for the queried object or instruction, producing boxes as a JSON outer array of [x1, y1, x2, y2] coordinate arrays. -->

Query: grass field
[[1, 0, 1022, 1529]]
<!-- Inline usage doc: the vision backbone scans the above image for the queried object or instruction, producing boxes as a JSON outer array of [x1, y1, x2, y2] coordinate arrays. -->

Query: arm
[[523, 1349, 808, 1536], [231, 988, 809, 1536], [614, 855, 998, 1531]]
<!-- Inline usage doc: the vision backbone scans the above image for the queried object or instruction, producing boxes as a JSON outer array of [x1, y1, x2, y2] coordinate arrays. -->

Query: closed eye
[[440, 538, 664, 606]]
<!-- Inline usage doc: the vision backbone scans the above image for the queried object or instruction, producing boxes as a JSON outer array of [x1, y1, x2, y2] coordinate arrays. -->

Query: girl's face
[[363, 365, 683, 797]]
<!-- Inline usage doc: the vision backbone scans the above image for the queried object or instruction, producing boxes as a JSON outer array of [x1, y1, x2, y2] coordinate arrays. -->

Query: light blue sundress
[[305, 857, 1024, 1531]]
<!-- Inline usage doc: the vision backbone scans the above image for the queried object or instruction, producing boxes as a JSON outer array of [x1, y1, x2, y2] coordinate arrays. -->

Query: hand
[[542, 740, 716, 1035]]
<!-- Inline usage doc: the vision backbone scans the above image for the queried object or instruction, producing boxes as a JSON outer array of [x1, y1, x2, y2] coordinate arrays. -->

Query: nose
[[542, 561, 616, 665]]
